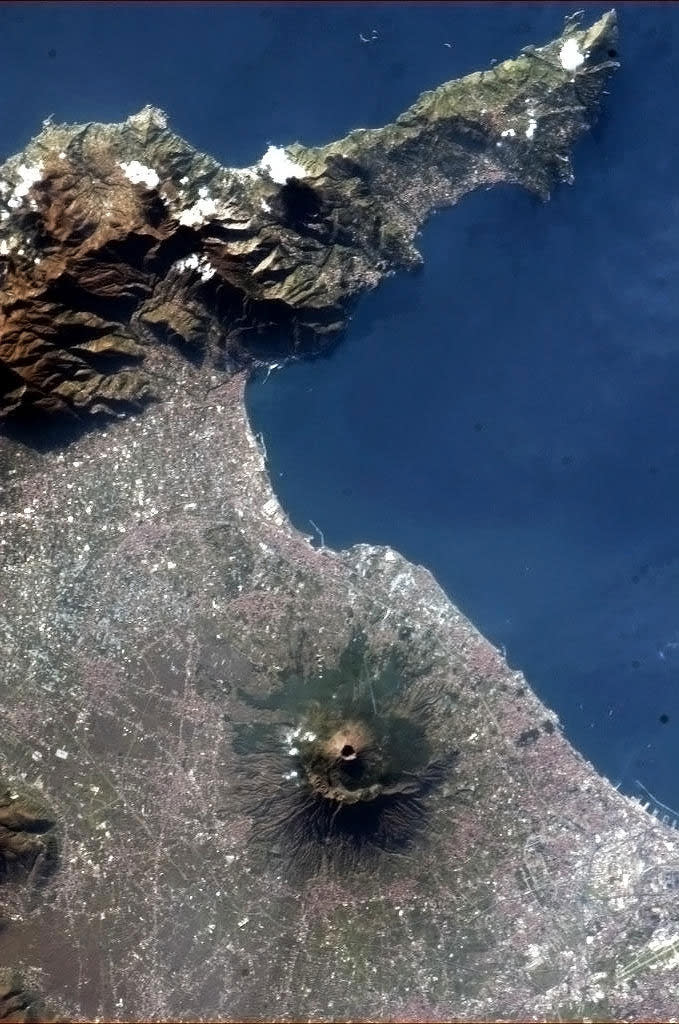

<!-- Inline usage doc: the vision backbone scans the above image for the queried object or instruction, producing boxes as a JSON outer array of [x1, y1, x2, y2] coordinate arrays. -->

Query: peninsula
[[3, 11, 677, 1023]]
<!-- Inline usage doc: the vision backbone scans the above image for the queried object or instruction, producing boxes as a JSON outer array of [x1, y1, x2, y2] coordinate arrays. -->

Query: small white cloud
[[178, 195, 218, 227], [175, 253, 200, 272], [14, 163, 43, 198], [6, 163, 44, 210], [118, 160, 160, 189], [173, 252, 216, 282], [525, 118, 538, 140], [260, 198, 272, 213], [559, 37, 585, 72], [258, 145, 306, 185]]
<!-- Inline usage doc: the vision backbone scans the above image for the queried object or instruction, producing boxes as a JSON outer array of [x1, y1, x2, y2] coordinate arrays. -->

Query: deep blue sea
[[2, 4, 678, 812]]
